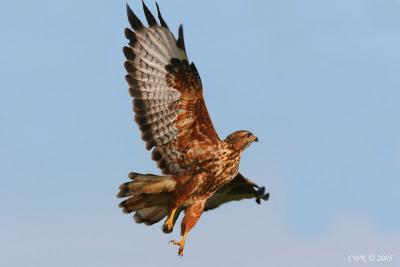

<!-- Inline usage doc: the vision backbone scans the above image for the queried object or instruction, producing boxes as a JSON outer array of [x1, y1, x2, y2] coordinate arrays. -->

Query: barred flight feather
[[133, 98, 177, 110], [129, 89, 178, 101], [139, 118, 175, 133], [132, 98, 178, 111], [125, 61, 167, 80], [133, 102, 178, 116], [135, 109, 178, 125], [124, 2, 220, 174]]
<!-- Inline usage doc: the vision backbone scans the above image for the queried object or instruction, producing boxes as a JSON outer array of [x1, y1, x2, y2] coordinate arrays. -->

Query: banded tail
[[117, 172, 176, 225]]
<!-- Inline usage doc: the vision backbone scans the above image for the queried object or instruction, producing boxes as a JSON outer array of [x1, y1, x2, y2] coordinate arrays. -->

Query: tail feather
[[119, 192, 170, 213], [118, 172, 176, 197], [118, 172, 176, 225], [128, 172, 167, 181]]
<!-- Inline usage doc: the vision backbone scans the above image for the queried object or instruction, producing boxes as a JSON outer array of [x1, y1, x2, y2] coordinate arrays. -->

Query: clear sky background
[[1, 0, 399, 266]]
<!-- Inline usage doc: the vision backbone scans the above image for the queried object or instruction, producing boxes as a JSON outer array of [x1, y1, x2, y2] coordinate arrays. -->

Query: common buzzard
[[118, 1, 269, 256]]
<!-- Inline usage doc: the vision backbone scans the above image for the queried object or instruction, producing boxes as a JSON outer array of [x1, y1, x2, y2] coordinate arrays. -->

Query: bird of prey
[[118, 1, 269, 256]]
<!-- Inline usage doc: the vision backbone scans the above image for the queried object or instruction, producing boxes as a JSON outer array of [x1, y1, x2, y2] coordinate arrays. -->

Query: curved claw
[[169, 239, 185, 256], [169, 240, 180, 245]]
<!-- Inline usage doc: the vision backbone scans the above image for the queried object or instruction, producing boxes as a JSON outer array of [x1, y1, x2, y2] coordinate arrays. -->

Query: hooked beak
[[254, 136, 259, 142]]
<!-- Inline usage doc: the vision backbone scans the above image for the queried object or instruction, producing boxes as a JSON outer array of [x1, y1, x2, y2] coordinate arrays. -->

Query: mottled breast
[[194, 146, 241, 197]]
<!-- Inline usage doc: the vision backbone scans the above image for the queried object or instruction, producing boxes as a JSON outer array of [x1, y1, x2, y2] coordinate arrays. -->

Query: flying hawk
[[118, 1, 269, 256]]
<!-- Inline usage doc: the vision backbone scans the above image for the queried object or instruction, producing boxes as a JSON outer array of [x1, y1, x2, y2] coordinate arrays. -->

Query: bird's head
[[224, 130, 258, 152]]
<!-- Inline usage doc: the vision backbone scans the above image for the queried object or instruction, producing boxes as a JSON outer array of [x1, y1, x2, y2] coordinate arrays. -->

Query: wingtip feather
[[155, 2, 169, 29], [142, 0, 158, 26], [126, 3, 144, 30], [176, 24, 186, 53]]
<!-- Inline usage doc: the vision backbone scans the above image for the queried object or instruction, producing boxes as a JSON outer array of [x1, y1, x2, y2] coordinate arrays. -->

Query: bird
[[118, 1, 270, 256]]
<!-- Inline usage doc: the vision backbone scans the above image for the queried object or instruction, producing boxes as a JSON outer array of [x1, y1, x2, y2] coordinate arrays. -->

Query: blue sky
[[0, 0, 399, 266]]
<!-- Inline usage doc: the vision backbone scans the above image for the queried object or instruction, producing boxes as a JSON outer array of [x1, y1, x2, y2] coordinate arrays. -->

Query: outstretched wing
[[123, 2, 220, 175], [204, 173, 270, 211]]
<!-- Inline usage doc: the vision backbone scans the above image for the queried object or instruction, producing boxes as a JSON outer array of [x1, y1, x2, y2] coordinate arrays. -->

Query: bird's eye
[[246, 133, 252, 137]]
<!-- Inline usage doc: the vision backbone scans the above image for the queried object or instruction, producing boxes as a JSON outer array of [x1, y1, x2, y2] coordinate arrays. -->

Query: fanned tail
[[117, 172, 176, 225]]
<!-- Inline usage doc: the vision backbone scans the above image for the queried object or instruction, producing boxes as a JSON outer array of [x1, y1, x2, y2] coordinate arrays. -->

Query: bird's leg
[[162, 207, 177, 233], [169, 201, 205, 257], [169, 231, 187, 256]]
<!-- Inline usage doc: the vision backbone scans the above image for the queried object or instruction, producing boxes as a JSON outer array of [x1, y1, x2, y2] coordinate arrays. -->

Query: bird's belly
[[186, 169, 238, 204], [177, 152, 240, 205]]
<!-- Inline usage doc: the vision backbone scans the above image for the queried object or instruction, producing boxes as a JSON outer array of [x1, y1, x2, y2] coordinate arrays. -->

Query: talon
[[258, 186, 265, 195], [169, 239, 185, 256], [169, 240, 180, 245], [255, 187, 270, 203]]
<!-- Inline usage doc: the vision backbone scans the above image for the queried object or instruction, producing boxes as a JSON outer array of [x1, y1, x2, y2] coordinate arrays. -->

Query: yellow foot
[[169, 239, 185, 256]]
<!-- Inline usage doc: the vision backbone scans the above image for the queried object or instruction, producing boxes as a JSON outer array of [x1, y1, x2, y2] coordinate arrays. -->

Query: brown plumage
[[118, 2, 269, 256]]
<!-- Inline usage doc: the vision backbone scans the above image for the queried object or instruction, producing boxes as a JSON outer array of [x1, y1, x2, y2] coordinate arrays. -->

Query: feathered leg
[[162, 207, 178, 233], [170, 201, 205, 256]]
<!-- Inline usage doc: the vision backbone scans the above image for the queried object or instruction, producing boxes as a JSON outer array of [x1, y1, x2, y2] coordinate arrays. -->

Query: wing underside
[[124, 2, 220, 175], [204, 173, 270, 211]]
